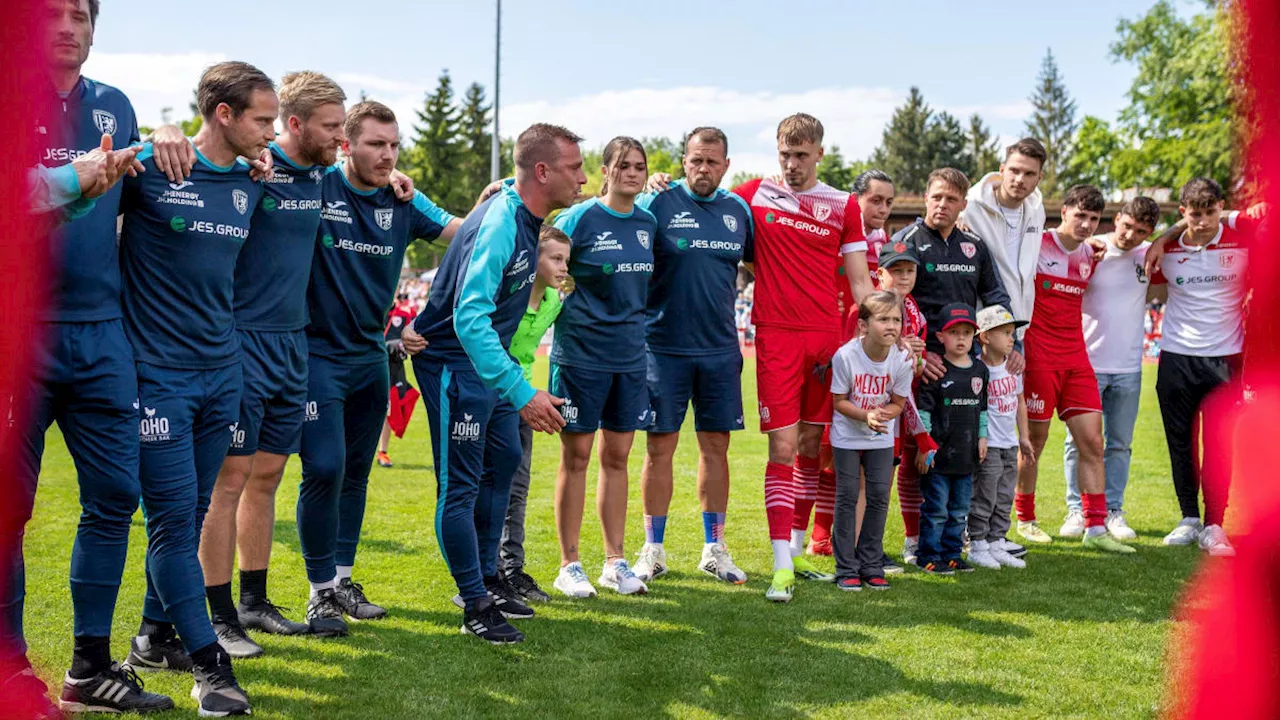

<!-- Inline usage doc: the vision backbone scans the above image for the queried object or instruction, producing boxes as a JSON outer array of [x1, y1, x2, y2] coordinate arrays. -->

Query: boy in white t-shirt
[[968, 305, 1033, 569], [829, 291, 915, 591]]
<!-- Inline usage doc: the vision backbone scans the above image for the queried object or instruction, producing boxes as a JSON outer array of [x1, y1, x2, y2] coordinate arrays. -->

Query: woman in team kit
[[550, 137, 658, 598]]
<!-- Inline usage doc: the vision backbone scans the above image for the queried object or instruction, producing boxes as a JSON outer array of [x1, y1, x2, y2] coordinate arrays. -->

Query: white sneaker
[[967, 541, 1001, 569], [1198, 524, 1236, 557], [989, 545, 1026, 569], [902, 536, 919, 566], [1059, 511, 1086, 538], [598, 559, 648, 595], [1106, 510, 1138, 541], [699, 543, 748, 584], [993, 538, 1028, 559], [633, 543, 668, 582], [553, 562, 597, 598], [1163, 517, 1203, 546]]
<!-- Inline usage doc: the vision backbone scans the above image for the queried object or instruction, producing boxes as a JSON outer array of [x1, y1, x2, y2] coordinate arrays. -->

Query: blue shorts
[[646, 350, 745, 434], [549, 363, 650, 433], [228, 329, 308, 456]]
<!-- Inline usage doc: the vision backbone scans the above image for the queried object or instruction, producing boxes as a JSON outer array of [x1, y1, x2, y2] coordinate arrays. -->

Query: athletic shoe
[[460, 598, 524, 645], [902, 536, 919, 566], [994, 538, 1028, 559], [1082, 532, 1137, 554], [60, 662, 174, 714], [598, 559, 648, 595], [766, 568, 795, 602], [947, 558, 975, 573], [990, 545, 1026, 569], [1059, 511, 1086, 538], [864, 576, 891, 591], [920, 561, 953, 576], [335, 578, 388, 620], [553, 562, 598, 598], [967, 541, 1001, 570], [238, 599, 309, 636], [633, 543, 668, 582], [190, 648, 250, 717], [506, 570, 552, 603], [698, 543, 748, 584], [836, 577, 862, 592], [1, 665, 61, 720], [305, 588, 350, 637], [1017, 520, 1054, 544], [213, 620, 264, 659], [1199, 525, 1236, 557], [1163, 517, 1203, 546], [485, 576, 536, 619], [807, 537, 833, 556], [882, 555, 904, 575], [790, 555, 835, 582], [125, 634, 193, 673], [376, 450, 392, 468], [1106, 510, 1138, 541]]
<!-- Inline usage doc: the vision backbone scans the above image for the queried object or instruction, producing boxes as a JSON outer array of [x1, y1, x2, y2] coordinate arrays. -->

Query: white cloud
[[83, 51, 227, 125]]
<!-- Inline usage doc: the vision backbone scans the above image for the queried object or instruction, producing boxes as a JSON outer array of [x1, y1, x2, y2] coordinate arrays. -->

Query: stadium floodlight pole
[[490, 0, 501, 181]]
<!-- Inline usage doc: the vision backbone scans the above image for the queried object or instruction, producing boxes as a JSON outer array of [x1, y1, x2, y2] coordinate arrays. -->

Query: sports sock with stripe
[[644, 515, 667, 545], [703, 512, 726, 544]]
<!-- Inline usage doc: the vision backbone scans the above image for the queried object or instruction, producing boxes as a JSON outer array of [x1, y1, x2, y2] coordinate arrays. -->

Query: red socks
[[764, 462, 795, 541], [1015, 492, 1036, 523], [897, 438, 922, 537], [791, 455, 820, 531], [811, 469, 836, 543], [1082, 492, 1107, 529]]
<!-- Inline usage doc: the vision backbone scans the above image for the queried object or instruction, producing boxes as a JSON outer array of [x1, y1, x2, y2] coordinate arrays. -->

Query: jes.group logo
[[170, 216, 186, 232]]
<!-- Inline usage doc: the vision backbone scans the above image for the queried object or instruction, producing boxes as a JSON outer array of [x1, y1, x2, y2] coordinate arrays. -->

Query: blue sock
[[703, 512, 726, 544], [644, 515, 667, 545]]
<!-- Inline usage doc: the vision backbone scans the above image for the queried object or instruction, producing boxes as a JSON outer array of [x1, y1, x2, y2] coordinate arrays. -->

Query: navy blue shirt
[[119, 144, 262, 369], [307, 169, 454, 365], [233, 142, 328, 331], [37, 76, 139, 322], [637, 180, 754, 356], [417, 181, 544, 409]]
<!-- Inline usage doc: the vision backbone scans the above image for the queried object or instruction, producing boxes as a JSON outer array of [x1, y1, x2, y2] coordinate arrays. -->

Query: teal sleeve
[[455, 201, 537, 409], [553, 199, 590, 240], [978, 411, 988, 439], [634, 192, 657, 212], [28, 165, 96, 219], [409, 190, 456, 242], [919, 410, 933, 433]]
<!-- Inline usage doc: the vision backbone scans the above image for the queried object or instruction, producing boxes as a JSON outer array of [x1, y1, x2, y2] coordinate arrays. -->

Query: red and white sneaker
[[807, 537, 833, 556]]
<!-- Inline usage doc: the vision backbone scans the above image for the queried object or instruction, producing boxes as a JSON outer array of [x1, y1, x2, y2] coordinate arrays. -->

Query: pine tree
[[816, 145, 854, 191], [871, 87, 934, 194], [457, 82, 493, 206], [404, 70, 466, 212], [924, 111, 969, 178], [1024, 49, 1079, 197], [966, 114, 1002, 178]]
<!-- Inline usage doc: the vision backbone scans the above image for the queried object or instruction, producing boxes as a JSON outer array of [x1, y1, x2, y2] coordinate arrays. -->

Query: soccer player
[[191, 72, 346, 659], [411, 123, 584, 643], [117, 61, 277, 716], [1061, 197, 1160, 540], [631, 127, 752, 586], [1018, 184, 1134, 554], [296, 101, 461, 634], [550, 137, 657, 598]]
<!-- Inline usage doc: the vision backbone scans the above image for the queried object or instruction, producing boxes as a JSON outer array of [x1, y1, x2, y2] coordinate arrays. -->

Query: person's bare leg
[[377, 421, 391, 454], [1014, 421, 1052, 527], [199, 455, 254, 586], [696, 431, 730, 514], [555, 432, 595, 566], [598, 430, 636, 561], [236, 451, 289, 572], [641, 432, 680, 517]]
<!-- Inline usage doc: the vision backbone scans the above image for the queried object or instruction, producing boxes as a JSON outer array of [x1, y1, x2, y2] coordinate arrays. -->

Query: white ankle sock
[[309, 579, 336, 600], [772, 540, 794, 571], [789, 529, 807, 556], [336, 565, 353, 582]]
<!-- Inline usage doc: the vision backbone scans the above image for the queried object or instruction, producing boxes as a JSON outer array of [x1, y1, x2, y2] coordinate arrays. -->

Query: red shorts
[[755, 327, 840, 432], [1024, 367, 1102, 422]]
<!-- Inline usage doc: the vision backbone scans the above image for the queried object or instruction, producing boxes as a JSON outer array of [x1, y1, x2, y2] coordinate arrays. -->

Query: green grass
[[23, 361, 1194, 718]]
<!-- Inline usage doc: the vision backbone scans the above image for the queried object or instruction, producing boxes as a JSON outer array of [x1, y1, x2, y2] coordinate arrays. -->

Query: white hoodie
[[961, 172, 1045, 336]]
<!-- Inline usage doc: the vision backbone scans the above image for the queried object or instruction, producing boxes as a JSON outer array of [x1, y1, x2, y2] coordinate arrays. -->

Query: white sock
[[310, 579, 336, 600], [789, 528, 807, 556], [772, 540, 794, 571], [1084, 525, 1107, 538], [336, 565, 354, 582]]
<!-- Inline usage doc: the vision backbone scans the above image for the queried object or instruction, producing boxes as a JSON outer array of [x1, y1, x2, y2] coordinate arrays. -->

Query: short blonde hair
[[278, 71, 346, 123], [857, 290, 902, 322], [539, 225, 570, 248], [777, 113, 824, 146]]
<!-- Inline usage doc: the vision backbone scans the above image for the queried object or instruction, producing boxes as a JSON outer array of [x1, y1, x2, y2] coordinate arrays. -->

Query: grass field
[[21, 359, 1199, 718]]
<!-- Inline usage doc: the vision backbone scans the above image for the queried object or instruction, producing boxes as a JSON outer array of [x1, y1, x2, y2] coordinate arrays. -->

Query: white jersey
[[1152, 212, 1250, 357], [829, 340, 914, 450], [984, 360, 1022, 450], [1082, 236, 1150, 374]]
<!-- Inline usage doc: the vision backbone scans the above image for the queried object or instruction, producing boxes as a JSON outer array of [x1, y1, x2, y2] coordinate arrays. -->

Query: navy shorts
[[646, 350, 745, 434], [228, 330, 308, 456], [549, 363, 650, 433]]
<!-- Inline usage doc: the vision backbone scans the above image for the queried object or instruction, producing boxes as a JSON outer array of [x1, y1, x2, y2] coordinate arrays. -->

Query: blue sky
[[84, 0, 1181, 177]]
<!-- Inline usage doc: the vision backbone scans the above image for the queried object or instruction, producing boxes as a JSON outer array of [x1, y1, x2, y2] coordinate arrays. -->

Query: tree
[[403, 70, 466, 213], [642, 136, 684, 179], [180, 93, 202, 136], [729, 171, 762, 188], [872, 87, 934, 194], [1024, 49, 1078, 197], [966, 114, 1001, 179], [1060, 116, 1124, 194], [456, 82, 494, 206], [924, 111, 969, 177], [817, 145, 855, 191]]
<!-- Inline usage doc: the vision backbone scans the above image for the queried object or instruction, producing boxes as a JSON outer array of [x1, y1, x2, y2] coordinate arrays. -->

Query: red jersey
[[734, 178, 865, 331], [1025, 230, 1099, 370], [384, 303, 417, 341], [903, 293, 926, 342]]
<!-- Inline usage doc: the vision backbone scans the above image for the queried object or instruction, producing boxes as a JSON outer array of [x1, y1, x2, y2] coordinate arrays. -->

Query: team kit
[[10, 2, 1253, 717]]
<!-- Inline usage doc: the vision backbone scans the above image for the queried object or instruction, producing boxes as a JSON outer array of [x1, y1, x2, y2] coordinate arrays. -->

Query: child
[[499, 226, 570, 601], [829, 291, 915, 591], [915, 303, 989, 574], [968, 305, 1033, 569]]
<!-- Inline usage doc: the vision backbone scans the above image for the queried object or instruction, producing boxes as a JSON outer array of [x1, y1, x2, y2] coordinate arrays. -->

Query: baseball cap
[[976, 305, 1029, 334], [876, 241, 919, 269], [939, 302, 979, 331]]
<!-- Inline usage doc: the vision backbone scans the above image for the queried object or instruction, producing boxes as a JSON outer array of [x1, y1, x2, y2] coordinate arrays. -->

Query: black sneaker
[[191, 649, 251, 716], [919, 560, 954, 576], [239, 599, 309, 636], [306, 588, 350, 637], [1001, 539, 1029, 559], [335, 578, 388, 620], [460, 599, 524, 644], [125, 633, 194, 673], [506, 570, 552, 603], [485, 576, 536, 619], [214, 620, 265, 659], [60, 661, 174, 714], [948, 558, 976, 573]]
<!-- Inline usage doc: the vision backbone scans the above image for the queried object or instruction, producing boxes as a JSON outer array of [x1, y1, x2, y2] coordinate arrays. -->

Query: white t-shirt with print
[[1081, 235, 1150, 374], [1000, 204, 1024, 259], [984, 359, 1022, 449], [829, 340, 915, 450]]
